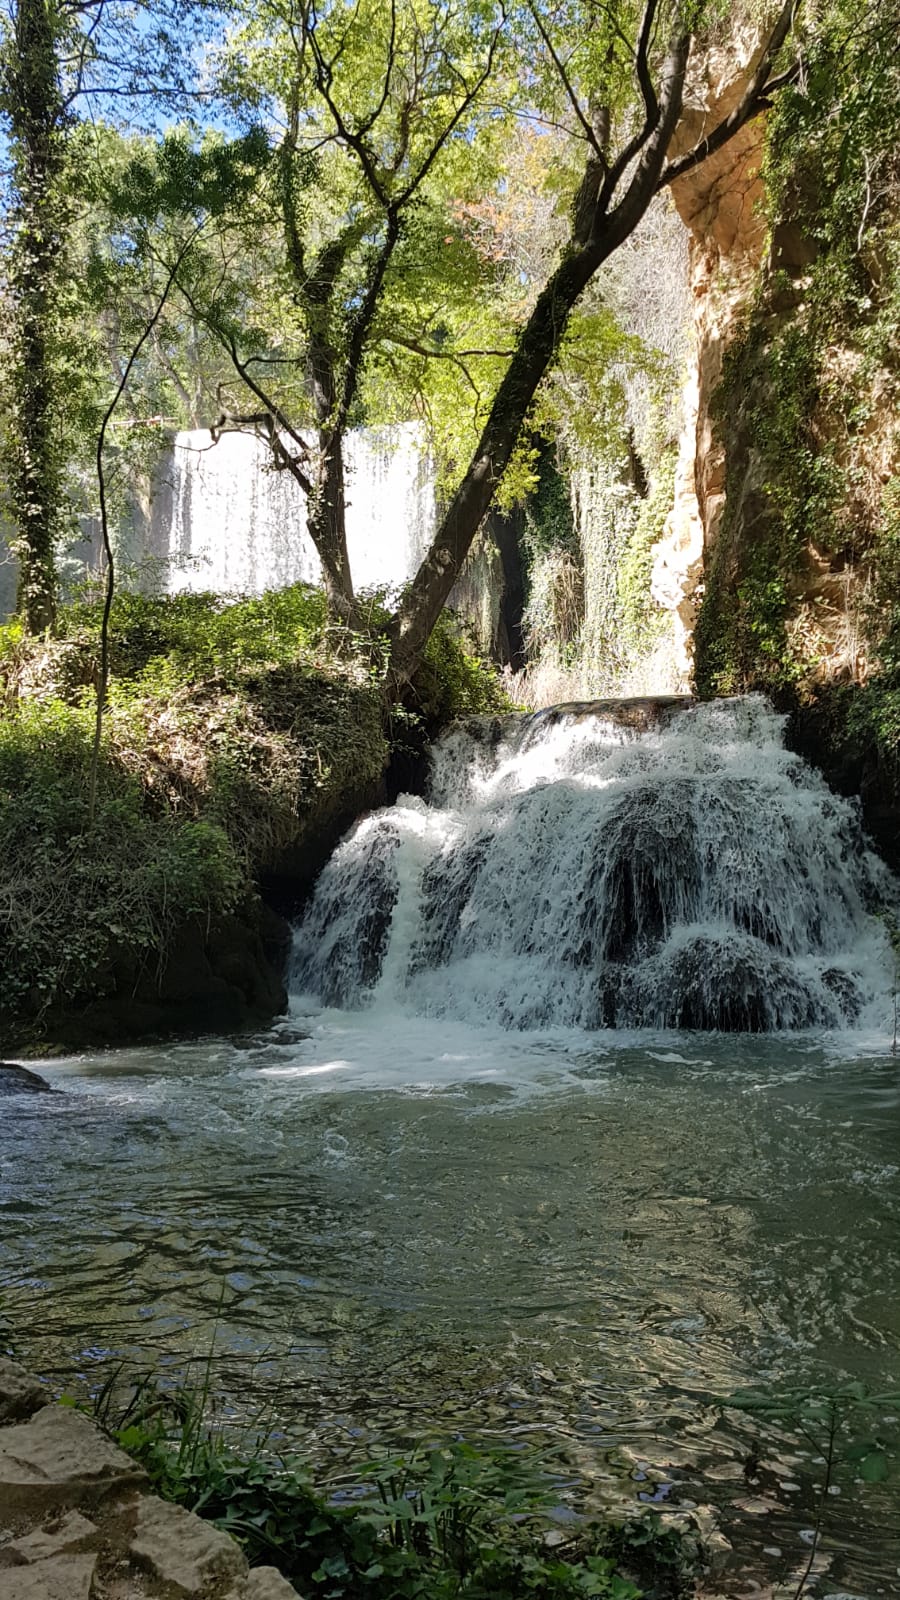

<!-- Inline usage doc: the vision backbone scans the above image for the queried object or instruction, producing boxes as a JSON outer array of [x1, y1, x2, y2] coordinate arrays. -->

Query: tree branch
[[526, 0, 607, 162], [89, 229, 200, 825], [396, 15, 505, 207], [657, 0, 801, 190], [597, 0, 662, 209], [172, 273, 316, 496]]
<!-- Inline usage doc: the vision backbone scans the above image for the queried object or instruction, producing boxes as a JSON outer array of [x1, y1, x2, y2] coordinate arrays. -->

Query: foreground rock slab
[[0, 1551, 97, 1599], [130, 1497, 247, 1596], [0, 1406, 146, 1514], [0, 1363, 302, 1599]]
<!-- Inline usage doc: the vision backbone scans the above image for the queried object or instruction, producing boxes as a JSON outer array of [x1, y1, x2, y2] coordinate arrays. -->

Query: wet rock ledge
[[0, 1360, 299, 1600]]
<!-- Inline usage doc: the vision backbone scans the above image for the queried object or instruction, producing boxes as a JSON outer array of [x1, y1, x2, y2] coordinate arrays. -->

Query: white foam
[[293, 696, 898, 1038]]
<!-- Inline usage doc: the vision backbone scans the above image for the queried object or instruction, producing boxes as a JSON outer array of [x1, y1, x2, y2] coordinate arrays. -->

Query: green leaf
[[859, 1452, 889, 1482]]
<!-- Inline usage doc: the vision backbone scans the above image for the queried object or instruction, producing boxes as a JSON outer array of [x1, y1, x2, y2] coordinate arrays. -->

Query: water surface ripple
[[2, 1023, 899, 1595]]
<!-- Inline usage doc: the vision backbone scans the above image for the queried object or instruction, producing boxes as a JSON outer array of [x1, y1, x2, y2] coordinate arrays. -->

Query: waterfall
[[148, 422, 436, 595], [292, 696, 897, 1032]]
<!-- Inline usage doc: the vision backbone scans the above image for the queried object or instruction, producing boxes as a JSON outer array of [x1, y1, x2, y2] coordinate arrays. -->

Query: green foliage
[[695, 0, 900, 701], [695, 320, 840, 697], [0, 585, 507, 1029], [722, 1381, 900, 1514], [522, 446, 579, 570], [58, 585, 328, 680], [105, 1381, 693, 1600], [104, 125, 273, 226], [616, 456, 674, 658], [413, 613, 512, 726], [0, 696, 243, 1019]]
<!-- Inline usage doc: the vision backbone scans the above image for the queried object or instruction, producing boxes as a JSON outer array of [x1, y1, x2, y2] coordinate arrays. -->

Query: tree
[[94, 0, 797, 681], [0, 0, 218, 632], [163, 0, 800, 688], [151, 0, 510, 625], [386, 0, 802, 686], [0, 0, 70, 631]]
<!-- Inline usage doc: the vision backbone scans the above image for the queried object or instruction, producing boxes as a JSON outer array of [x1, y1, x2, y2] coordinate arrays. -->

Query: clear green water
[[2, 1015, 899, 1594]]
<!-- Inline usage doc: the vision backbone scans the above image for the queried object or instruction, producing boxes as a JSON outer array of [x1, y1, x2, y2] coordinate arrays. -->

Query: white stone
[[130, 1495, 247, 1596], [0, 1552, 96, 1600], [0, 1406, 146, 1512]]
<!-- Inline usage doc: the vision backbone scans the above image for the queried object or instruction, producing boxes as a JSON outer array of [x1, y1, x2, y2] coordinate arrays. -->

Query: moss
[[694, 1, 900, 705]]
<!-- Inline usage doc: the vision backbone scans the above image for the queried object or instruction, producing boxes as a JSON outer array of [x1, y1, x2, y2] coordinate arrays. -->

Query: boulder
[[0, 1362, 46, 1426], [0, 1405, 146, 1514], [0, 1066, 51, 1097], [0, 1509, 98, 1567], [129, 1495, 247, 1596]]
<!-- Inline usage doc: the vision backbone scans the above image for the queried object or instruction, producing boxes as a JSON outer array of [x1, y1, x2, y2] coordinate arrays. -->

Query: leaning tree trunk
[[385, 2, 795, 691], [387, 233, 621, 685], [2, 0, 68, 634]]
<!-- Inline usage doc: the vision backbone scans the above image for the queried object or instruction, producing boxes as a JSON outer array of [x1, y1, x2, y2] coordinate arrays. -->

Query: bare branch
[[526, 0, 607, 160], [657, 0, 801, 191]]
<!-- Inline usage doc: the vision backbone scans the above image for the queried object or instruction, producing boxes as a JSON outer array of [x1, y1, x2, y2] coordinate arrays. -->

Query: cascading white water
[[292, 695, 897, 1032], [149, 422, 436, 594]]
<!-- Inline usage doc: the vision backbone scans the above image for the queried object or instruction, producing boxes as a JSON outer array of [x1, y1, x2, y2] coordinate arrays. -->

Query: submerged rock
[[0, 1064, 52, 1095]]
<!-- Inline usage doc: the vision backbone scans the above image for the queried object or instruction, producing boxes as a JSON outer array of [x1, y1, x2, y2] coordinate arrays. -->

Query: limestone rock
[[667, 35, 769, 571], [0, 1362, 46, 1425], [0, 1510, 98, 1567], [245, 1568, 302, 1599], [0, 1405, 146, 1513], [130, 1495, 247, 1596], [0, 1552, 96, 1600]]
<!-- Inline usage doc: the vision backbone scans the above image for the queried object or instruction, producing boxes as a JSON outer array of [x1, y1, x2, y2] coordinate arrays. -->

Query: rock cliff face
[[648, 32, 770, 683], [669, 32, 770, 554], [670, 18, 900, 855]]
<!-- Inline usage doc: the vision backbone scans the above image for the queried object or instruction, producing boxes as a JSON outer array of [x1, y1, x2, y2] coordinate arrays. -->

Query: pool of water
[[2, 1009, 899, 1595]]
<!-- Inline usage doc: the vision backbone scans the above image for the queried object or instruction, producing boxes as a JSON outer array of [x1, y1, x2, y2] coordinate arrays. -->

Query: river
[[2, 699, 899, 1594]]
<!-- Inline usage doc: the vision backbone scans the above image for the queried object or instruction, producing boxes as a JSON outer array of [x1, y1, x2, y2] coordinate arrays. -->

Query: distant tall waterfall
[[147, 423, 436, 595], [292, 696, 897, 1032]]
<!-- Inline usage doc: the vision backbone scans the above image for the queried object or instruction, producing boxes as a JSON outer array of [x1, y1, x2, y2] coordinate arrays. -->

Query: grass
[[89, 1370, 696, 1600]]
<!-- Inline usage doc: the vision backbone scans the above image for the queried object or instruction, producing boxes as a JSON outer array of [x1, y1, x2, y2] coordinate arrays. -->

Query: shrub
[[107, 1386, 693, 1600], [0, 698, 243, 1018]]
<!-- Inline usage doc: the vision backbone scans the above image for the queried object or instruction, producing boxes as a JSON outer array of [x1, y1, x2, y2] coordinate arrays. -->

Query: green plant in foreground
[[89, 1374, 693, 1600], [721, 1381, 900, 1598]]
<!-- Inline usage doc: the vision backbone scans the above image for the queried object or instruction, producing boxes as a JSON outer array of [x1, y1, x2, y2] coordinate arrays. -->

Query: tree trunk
[[308, 429, 356, 625], [387, 233, 621, 682], [2, 0, 67, 634]]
